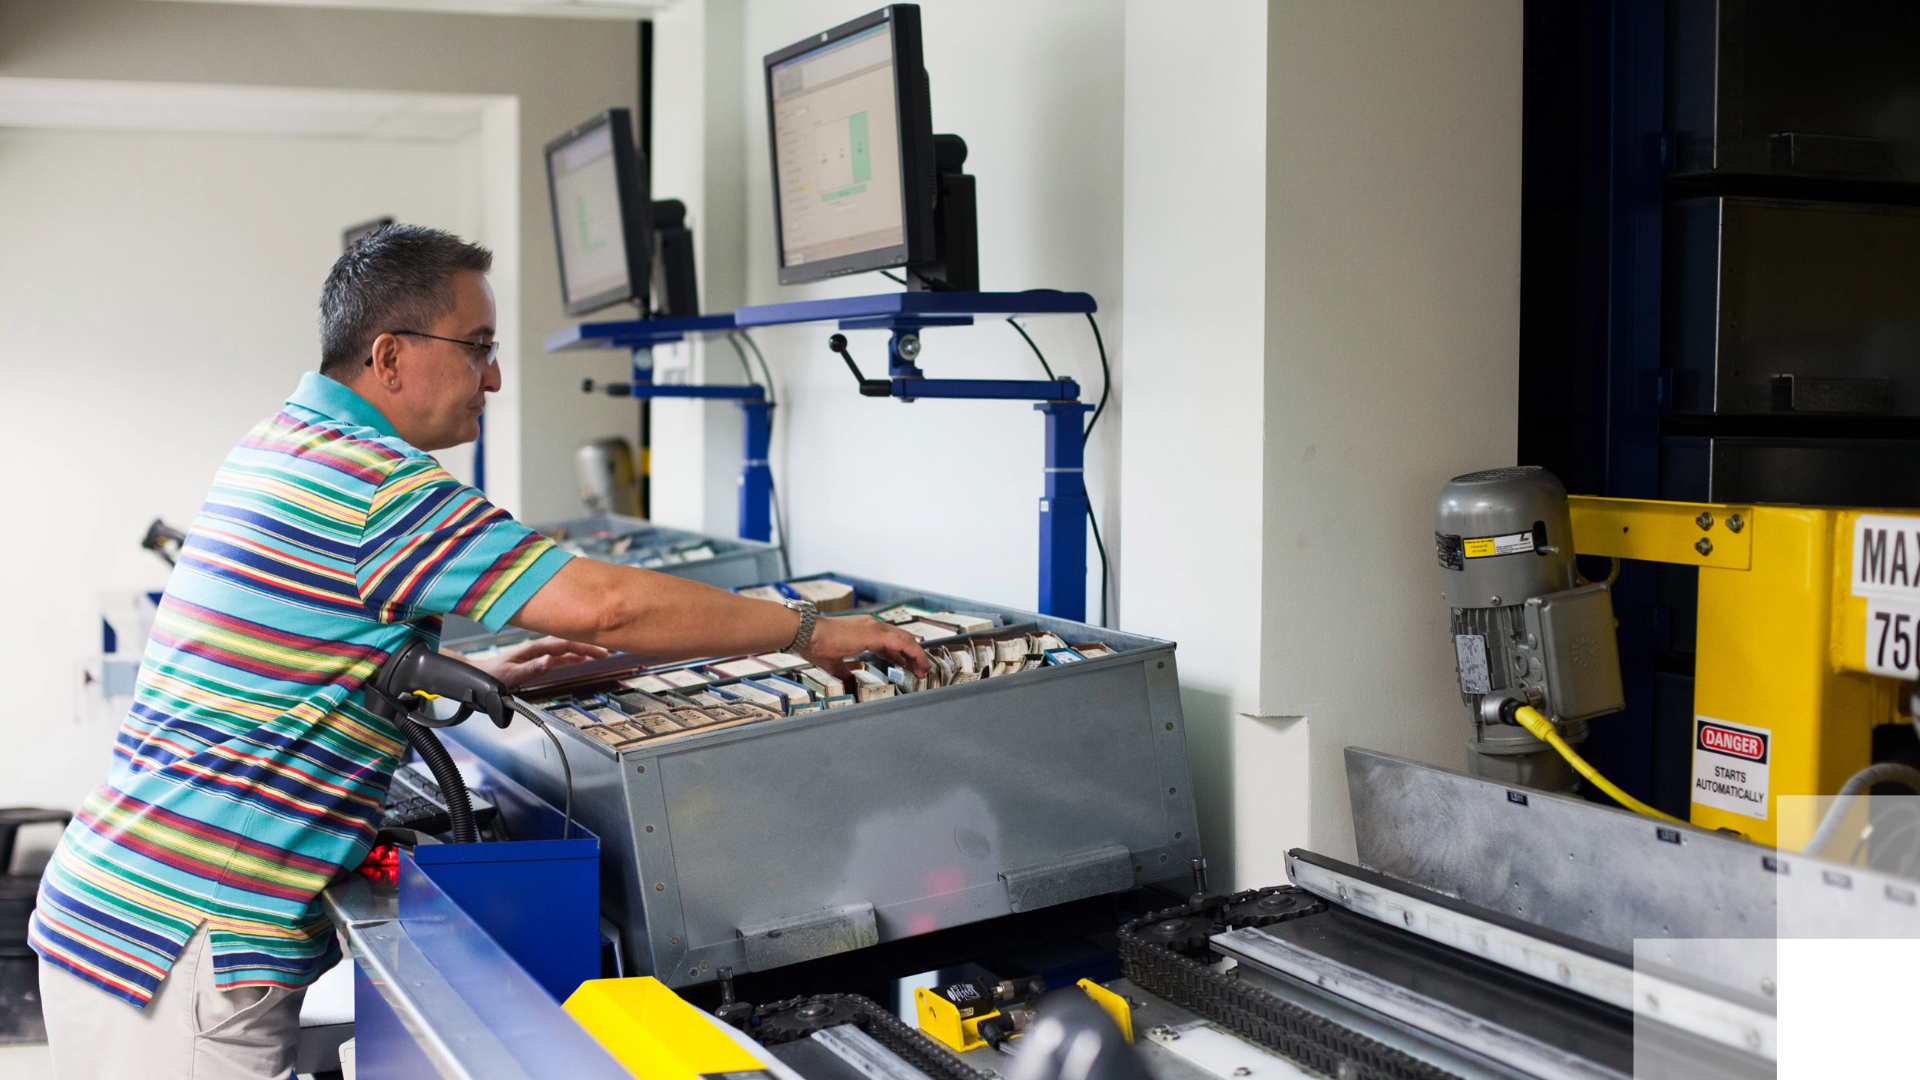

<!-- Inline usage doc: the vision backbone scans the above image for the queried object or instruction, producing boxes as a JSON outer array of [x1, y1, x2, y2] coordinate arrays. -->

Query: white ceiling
[[141, 0, 676, 18], [0, 77, 504, 141]]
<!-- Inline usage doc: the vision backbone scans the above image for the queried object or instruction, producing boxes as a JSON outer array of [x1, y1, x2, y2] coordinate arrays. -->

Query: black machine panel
[[1665, 198, 1920, 418], [1668, 0, 1920, 183]]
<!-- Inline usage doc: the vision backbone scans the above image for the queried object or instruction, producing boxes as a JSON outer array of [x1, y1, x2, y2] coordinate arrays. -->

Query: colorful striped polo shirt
[[30, 372, 572, 1007]]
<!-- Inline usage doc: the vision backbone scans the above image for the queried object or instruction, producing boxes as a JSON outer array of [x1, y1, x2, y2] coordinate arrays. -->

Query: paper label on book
[[757, 653, 808, 669], [1692, 716, 1770, 821], [660, 670, 710, 688], [622, 675, 674, 694], [714, 658, 774, 677]]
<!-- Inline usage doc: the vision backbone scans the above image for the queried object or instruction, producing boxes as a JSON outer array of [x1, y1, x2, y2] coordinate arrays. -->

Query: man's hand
[[801, 616, 929, 681], [471, 636, 609, 690]]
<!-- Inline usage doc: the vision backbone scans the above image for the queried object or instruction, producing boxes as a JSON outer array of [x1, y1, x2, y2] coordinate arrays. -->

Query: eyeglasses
[[364, 330, 499, 367]]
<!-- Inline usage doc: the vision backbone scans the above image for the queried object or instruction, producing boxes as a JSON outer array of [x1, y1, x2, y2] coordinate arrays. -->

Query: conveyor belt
[[751, 993, 987, 1080], [1118, 888, 1467, 1080]]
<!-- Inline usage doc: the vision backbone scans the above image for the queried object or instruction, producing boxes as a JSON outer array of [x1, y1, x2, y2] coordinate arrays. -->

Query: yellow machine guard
[[1568, 497, 1911, 847]]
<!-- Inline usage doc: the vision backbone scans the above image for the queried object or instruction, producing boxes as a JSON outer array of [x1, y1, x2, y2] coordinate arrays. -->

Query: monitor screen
[[545, 110, 650, 316], [767, 16, 915, 280]]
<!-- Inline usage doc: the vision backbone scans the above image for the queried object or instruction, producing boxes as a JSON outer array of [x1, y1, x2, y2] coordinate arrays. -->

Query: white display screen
[[551, 125, 631, 305], [769, 22, 906, 268]]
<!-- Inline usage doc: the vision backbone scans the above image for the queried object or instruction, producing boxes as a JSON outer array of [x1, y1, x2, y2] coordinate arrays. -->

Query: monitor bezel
[[763, 4, 936, 287], [545, 108, 653, 318]]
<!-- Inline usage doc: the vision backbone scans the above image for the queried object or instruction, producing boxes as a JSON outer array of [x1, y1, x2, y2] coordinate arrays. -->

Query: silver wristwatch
[[781, 598, 819, 654]]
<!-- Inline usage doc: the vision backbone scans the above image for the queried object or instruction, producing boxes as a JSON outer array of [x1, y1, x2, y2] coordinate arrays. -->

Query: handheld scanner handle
[[370, 639, 513, 728]]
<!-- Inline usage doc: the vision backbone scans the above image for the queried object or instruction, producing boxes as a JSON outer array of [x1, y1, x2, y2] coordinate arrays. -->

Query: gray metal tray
[[447, 573, 1199, 987]]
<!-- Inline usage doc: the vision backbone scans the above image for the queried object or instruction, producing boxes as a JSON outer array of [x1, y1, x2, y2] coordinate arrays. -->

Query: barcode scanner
[[366, 640, 574, 844]]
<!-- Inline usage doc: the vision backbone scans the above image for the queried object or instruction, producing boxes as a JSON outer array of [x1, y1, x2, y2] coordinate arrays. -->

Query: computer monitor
[[545, 109, 652, 317], [764, 5, 937, 286]]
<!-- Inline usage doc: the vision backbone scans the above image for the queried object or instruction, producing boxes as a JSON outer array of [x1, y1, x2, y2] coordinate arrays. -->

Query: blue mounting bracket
[[545, 314, 774, 544], [733, 291, 1100, 619]]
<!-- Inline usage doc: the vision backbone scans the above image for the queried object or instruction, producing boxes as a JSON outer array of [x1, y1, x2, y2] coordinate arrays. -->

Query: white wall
[[0, 0, 645, 526], [0, 124, 483, 809], [1119, 0, 1275, 890], [1256, 0, 1523, 868], [652, 0, 1124, 611]]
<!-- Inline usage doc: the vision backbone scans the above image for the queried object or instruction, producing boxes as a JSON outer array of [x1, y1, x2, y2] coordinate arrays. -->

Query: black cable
[[1005, 318, 1056, 379], [1081, 312, 1114, 627], [511, 701, 573, 841], [397, 718, 477, 844], [724, 331, 757, 384], [1008, 318, 1113, 628], [1082, 312, 1112, 445], [879, 270, 907, 286]]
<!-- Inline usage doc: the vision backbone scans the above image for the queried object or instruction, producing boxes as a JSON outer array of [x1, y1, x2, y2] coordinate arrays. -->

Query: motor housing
[[1435, 466, 1624, 789]]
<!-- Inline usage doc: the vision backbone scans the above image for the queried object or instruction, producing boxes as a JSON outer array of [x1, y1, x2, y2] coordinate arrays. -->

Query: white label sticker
[[1454, 634, 1491, 694], [1851, 515, 1920, 598], [1692, 716, 1770, 821], [1463, 531, 1536, 559], [1865, 596, 1920, 678]]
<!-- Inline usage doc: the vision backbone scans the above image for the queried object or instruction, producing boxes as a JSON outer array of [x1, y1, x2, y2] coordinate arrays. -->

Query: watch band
[[781, 598, 819, 654]]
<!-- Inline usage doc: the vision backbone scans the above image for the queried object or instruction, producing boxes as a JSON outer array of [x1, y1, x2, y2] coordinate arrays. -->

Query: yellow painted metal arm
[[1567, 496, 1753, 570]]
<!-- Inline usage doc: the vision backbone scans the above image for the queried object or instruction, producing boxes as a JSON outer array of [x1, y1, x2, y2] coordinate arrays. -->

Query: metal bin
[[446, 574, 1200, 988]]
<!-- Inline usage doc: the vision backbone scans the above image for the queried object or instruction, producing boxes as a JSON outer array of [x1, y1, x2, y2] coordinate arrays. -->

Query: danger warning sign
[[1692, 717, 1770, 821]]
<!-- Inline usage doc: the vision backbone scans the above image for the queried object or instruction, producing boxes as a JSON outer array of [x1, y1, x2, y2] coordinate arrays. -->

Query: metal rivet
[[1233, 1070, 1251, 1077], [645, 825, 655, 833], [1165, 723, 1174, 731], [1761, 976, 1776, 997], [670, 937, 679, 945], [1169, 787, 1177, 795], [1135, 865, 1144, 873], [1727, 513, 1745, 533], [637, 765, 645, 773], [701, 962, 710, 969], [1696, 512, 1714, 531], [1695, 538, 1713, 556], [1157, 661, 1165, 669], [1159, 855, 1168, 863], [691, 968, 699, 976], [655, 883, 665, 891], [1174, 831, 1183, 839]]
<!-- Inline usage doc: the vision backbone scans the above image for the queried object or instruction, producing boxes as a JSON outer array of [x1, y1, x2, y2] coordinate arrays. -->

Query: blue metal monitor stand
[[545, 315, 774, 543], [735, 291, 1100, 621]]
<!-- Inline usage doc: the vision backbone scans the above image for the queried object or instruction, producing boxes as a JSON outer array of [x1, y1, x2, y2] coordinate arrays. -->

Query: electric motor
[[1435, 467, 1624, 790]]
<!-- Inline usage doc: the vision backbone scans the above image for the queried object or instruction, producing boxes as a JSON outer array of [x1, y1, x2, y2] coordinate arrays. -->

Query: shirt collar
[[287, 372, 400, 439]]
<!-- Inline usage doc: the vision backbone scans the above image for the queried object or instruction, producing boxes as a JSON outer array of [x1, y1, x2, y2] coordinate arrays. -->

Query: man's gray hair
[[318, 225, 493, 379]]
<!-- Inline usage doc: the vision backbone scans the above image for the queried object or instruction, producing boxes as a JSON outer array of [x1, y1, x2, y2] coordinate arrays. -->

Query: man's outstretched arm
[[508, 558, 928, 679]]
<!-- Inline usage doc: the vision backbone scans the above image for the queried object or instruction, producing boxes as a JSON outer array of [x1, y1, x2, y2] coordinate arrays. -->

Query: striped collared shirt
[[31, 372, 571, 1006]]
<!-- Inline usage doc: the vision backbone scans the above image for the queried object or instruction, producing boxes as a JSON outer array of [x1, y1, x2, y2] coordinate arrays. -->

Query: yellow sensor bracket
[[1076, 979, 1133, 1043], [914, 986, 997, 1053]]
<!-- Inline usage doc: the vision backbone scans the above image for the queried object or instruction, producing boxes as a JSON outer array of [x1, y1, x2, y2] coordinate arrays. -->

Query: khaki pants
[[39, 925, 306, 1080]]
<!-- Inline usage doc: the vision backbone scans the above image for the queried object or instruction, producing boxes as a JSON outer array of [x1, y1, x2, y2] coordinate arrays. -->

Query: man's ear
[[366, 332, 403, 391]]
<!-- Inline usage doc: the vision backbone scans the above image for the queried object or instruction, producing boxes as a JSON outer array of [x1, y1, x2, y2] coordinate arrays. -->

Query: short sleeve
[[355, 457, 573, 631]]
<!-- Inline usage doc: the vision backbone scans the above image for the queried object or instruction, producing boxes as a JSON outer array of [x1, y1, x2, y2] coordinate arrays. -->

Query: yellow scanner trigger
[[1076, 979, 1132, 1044]]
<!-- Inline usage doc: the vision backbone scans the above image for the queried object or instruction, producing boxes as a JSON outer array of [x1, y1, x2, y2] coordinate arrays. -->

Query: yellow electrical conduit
[[1512, 705, 1683, 824]]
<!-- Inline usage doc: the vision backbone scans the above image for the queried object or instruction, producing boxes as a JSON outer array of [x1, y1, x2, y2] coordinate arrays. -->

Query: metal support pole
[[737, 400, 774, 543], [1035, 401, 1091, 620]]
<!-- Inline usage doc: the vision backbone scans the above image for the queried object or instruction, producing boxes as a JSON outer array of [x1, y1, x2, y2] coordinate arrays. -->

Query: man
[[31, 225, 928, 1079]]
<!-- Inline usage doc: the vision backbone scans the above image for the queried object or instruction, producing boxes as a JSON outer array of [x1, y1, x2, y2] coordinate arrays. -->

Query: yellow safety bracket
[[1567, 496, 1754, 570], [564, 976, 769, 1080], [915, 987, 996, 1053], [1076, 979, 1133, 1043]]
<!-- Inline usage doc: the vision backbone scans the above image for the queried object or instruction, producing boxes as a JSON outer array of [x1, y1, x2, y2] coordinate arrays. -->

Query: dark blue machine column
[[1036, 402, 1091, 622], [737, 400, 774, 543]]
